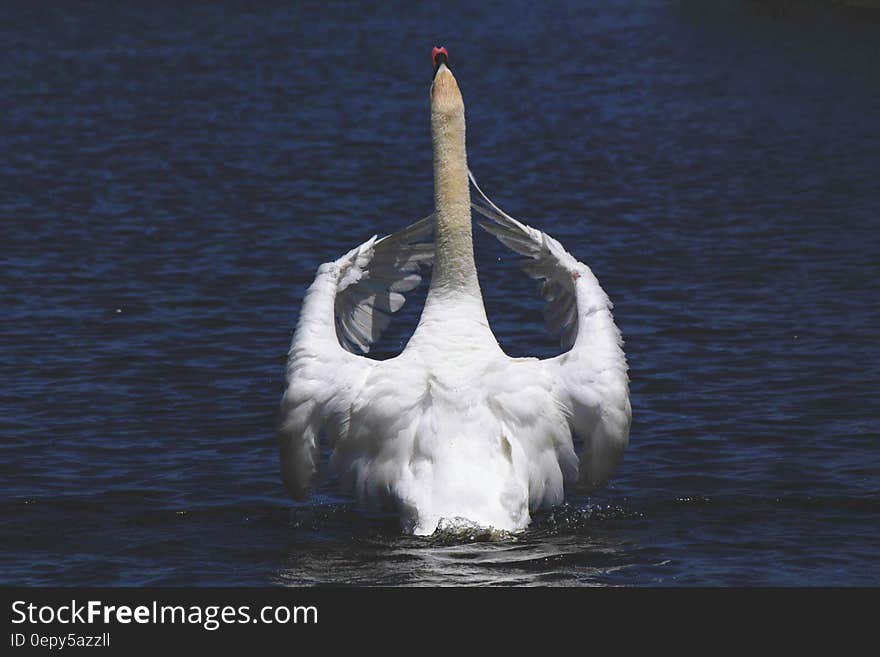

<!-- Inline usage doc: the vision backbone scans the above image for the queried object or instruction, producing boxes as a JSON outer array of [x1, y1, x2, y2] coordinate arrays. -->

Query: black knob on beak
[[432, 46, 449, 77]]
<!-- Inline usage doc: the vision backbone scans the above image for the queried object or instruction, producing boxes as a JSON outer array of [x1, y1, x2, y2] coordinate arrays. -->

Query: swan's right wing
[[470, 171, 631, 492], [278, 215, 433, 499]]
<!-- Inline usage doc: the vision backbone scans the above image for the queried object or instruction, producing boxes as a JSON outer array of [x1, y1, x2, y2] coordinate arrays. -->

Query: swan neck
[[430, 108, 479, 298], [415, 66, 491, 341]]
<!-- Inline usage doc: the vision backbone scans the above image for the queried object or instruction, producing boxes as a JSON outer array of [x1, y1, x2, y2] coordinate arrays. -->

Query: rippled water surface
[[3, 1, 879, 586]]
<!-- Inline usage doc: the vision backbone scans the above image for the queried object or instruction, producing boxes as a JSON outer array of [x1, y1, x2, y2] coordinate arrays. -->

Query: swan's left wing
[[470, 171, 631, 491], [335, 214, 435, 353], [278, 215, 434, 498]]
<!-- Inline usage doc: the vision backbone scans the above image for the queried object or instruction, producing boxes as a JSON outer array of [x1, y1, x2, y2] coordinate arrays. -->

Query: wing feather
[[335, 214, 434, 354], [470, 170, 631, 492], [278, 214, 434, 499]]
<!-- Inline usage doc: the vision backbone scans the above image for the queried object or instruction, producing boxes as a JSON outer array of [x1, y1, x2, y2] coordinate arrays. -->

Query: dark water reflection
[[271, 505, 641, 587]]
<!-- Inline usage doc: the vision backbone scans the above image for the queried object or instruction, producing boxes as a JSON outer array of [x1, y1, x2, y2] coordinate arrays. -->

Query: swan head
[[430, 46, 464, 122]]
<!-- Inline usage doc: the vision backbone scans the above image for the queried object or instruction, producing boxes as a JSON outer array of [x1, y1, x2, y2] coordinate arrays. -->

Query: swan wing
[[335, 214, 434, 353], [470, 171, 631, 492], [278, 215, 434, 498]]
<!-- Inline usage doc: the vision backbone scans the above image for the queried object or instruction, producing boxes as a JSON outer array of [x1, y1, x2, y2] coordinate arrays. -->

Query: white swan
[[279, 48, 631, 535]]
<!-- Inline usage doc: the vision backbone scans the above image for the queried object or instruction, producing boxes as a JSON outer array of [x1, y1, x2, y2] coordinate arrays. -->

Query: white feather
[[279, 65, 630, 535]]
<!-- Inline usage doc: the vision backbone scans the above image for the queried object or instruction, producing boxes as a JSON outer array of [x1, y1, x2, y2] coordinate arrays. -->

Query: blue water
[[2, 0, 879, 586]]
